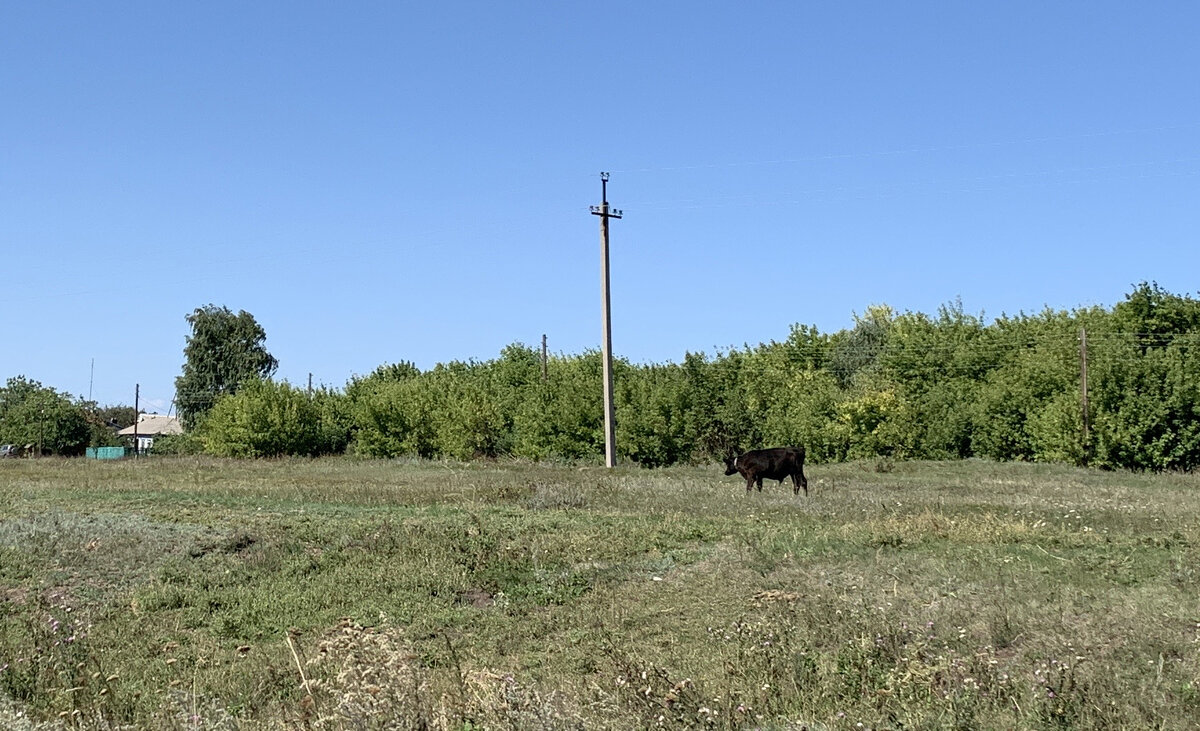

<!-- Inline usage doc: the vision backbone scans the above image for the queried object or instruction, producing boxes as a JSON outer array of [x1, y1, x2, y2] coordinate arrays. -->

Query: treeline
[[0, 377, 134, 455], [187, 282, 1200, 471]]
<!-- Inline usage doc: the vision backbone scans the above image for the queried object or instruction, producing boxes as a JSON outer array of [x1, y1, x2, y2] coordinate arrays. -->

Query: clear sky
[[3, 2, 1198, 411]]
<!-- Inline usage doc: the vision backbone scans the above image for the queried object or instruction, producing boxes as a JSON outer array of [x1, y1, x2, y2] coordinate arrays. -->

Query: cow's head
[[723, 454, 739, 475]]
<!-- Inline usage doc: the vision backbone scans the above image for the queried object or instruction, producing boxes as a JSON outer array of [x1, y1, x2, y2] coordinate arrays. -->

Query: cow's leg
[[744, 474, 754, 492], [755, 476, 763, 492], [794, 467, 808, 496]]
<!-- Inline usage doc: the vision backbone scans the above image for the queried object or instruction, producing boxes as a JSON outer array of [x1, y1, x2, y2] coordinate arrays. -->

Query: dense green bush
[[511, 352, 605, 460], [176, 282, 1200, 471], [616, 363, 688, 467], [198, 380, 348, 457], [145, 431, 206, 456]]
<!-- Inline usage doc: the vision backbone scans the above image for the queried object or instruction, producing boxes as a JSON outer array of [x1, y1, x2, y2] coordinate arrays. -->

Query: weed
[[303, 616, 587, 729]]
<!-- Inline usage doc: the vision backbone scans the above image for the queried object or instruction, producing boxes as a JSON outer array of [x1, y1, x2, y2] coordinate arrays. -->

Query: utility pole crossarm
[[590, 172, 623, 220]]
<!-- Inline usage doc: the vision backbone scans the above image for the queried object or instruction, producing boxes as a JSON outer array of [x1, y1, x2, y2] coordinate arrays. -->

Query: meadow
[[1, 456, 1198, 729]]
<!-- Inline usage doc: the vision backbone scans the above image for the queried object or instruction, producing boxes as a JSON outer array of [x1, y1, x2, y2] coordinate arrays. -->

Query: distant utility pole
[[590, 172, 622, 468], [308, 373, 313, 397], [541, 334, 549, 382], [133, 384, 140, 458], [1079, 328, 1090, 466]]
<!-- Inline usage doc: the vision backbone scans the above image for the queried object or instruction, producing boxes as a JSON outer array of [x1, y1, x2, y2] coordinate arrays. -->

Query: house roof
[[117, 414, 184, 437]]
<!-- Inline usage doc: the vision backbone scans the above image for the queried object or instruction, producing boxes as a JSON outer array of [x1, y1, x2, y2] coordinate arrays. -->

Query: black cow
[[724, 447, 809, 496]]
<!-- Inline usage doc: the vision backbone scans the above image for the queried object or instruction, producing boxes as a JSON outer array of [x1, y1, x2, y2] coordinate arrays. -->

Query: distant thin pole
[[1080, 328, 1090, 466], [590, 173, 622, 468], [541, 334, 548, 382], [88, 358, 94, 403], [133, 384, 140, 458]]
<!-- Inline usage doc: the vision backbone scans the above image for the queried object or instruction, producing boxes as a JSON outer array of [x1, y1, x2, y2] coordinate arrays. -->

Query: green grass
[[2, 456, 1199, 729]]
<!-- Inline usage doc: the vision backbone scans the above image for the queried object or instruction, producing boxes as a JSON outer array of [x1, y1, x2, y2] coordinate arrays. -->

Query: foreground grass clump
[[1, 456, 1199, 729]]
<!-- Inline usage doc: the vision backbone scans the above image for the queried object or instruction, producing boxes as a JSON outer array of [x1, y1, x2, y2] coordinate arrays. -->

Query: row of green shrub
[[188, 283, 1200, 470]]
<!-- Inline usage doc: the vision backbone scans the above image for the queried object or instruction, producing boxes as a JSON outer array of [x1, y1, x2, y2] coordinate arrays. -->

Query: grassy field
[[1, 456, 1199, 729]]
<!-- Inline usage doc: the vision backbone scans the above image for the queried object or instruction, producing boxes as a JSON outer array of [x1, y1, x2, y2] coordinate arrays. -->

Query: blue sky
[[3, 2, 1198, 411]]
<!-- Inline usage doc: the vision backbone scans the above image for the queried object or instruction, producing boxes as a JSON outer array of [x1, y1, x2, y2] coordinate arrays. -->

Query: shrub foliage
[[195, 282, 1200, 470], [0, 377, 93, 456]]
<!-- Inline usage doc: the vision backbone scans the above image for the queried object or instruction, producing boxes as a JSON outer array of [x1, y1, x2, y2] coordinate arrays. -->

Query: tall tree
[[82, 403, 136, 448], [175, 305, 278, 428], [0, 376, 91, 455]]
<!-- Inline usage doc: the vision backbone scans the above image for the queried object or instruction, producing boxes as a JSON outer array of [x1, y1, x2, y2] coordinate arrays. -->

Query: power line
[[625, 162, 1200, 212], [607, 120, 1200, 175]]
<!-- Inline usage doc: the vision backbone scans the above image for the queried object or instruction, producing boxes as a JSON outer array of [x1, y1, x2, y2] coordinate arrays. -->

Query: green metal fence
[[85, 447, 128, 460]]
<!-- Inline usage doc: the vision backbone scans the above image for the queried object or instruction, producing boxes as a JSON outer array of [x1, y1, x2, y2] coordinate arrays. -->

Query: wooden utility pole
[[590, 173, 622, 468], [1079, 329, 1090, 466], [308, 373, 313, 397], [541, 334, 548, 382]]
